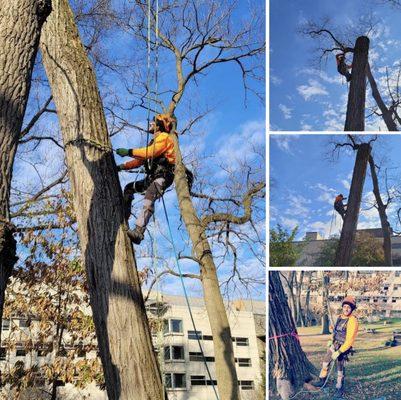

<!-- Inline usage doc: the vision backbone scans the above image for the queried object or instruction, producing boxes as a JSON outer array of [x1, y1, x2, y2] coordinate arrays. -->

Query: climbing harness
[[161, 196, 220, 400]]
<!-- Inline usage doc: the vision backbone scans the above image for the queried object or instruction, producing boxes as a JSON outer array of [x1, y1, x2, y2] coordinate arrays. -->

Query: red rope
[[268, 332, 300, 341]]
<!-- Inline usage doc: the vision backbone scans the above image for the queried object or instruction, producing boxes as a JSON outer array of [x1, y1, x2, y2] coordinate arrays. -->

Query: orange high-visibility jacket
[[121, 132, 176, 170]]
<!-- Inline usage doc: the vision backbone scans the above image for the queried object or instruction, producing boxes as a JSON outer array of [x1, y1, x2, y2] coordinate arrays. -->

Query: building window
[[188, 330, 202, 340], [239, 380, 254, 390], [233, 337, 249, 346], [393, 298, 398, 303], [2, 319, 10, 331], [16, 349, 26, 357], [164, 346, 185, 361], [203, 335, 213, 341], [396, 271, 401, 277], [165, 373, 186, 389], [19, 319, 29, 328], [191, 375, 217, 386], [164, 319, 183, 334], [235, 358, 252, 367], [189, 352, 215, 362], [0, 347, 6, 361]]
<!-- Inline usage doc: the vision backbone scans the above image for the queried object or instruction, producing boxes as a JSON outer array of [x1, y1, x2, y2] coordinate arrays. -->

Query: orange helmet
[[342, 295, 356, 310], [154, 113, 176, 133]]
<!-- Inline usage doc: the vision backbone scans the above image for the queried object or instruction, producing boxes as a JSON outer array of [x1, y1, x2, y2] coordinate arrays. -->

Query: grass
[[270, 318, 401, 400]]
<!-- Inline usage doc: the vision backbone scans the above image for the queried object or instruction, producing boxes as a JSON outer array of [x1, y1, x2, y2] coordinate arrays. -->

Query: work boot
[[127, 226, 145, 244], [313, 377, 327, 388], [334, 383, 345, 398]]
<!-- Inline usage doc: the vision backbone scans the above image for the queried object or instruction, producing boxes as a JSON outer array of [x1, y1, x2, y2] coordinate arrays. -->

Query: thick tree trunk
[[295, 272, 305, 327], [172, 135, 240, 400], [269, 272, 315, 400], [344, 36, 370, 131], [39, 1, 164, 399], [366, 63, 398, 131], [0, 0, 51, 340], [334, 143, 371, 266], [321, 273, 330, 334], [368, 155, 392, 265]]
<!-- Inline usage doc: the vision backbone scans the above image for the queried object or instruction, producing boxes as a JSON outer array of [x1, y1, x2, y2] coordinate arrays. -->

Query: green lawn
[[270, 319, 401, 400]]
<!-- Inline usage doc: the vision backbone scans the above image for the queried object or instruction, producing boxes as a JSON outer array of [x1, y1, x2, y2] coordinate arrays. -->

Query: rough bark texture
[[0, 0, 51, 340], [39, 1, 164, 398], [172, 134, 240, 400], [344, 36, 370, 131], [269, 272, 315, 400], [366, 63, 398, 131], [335, 143, 371, 266], [369, 155, 393, 265]]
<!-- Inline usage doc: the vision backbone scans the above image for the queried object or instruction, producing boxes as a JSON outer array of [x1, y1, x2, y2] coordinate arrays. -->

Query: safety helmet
[[339, 194, 344, 198], [342, 295, 356, 311], [154, 113, 176, 133]]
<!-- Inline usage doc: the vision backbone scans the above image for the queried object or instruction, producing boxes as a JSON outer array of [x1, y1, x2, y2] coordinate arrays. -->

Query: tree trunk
[[320, 273, 330, 334], [366, 63, 398, 131], [39, 1, 164, 399], [269, 272, 315, 400], [0, 0, 51, 341], [334, 143, 371, 266], [368, 155, 392, 265], [295, 272, 305, 327], [344, 36, 370, 131], [172, 135, 240, 400]]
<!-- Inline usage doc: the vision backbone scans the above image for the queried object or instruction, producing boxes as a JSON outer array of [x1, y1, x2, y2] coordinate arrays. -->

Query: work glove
[[331, 350, 341, 361], [116, 148, 130, 157], [116, 164, 125, 172], [327, 339, 333, 348]]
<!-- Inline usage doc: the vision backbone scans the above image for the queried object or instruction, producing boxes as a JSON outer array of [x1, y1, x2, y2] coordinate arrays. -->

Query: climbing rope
[[160, 196, 220, 400], [288, 362, 336, 400], [328, 208, 336, 238], [143, 2, 218, 399]]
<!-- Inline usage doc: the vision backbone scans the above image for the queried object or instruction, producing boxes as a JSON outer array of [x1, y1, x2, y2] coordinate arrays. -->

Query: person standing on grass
[[313, 296, 359, 398]]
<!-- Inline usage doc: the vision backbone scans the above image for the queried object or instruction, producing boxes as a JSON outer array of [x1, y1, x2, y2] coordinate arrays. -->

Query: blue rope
[[160, 196, 220, 400]]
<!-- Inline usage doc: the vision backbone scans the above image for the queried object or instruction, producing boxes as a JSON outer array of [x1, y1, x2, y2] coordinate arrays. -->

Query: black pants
[[334, 203, 346, 220], [123, 172, 174, 228]]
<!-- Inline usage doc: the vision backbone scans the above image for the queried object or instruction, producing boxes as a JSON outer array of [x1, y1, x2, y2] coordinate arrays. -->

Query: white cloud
[[271, 75, 282, 86], [297, 79, 329, 101], [278, 104, 292, 120], [271, 135, 299, 154]]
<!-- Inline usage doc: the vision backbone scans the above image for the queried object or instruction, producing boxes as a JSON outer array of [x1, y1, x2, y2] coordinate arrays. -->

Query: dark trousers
[[123, 172, 174, 228]]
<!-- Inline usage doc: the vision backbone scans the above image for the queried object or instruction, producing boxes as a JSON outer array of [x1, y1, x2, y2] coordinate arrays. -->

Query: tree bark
[[321, 273, 330, 334], [269, 272, 315, 400], [39, 1, 164, 399], [344, 36, 370, 131], [0, 0, 51, 341], [295, 272, 305, 327], [368, 155, 392, 265], [334, 143, 371, 266], [366, 62, 398, 131], [172, 135, 240, 400]]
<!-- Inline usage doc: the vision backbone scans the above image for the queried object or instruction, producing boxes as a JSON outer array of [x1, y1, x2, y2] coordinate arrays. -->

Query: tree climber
[[313, 296, 359, 398], [116, 114, 185, 244], [336, 53, 352, 82], [334, 194, 347, 220]]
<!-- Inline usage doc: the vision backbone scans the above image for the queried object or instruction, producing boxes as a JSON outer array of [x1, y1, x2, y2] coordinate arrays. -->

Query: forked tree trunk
[[0, 0, 51, 341], [344, 36, 370, 131], [366, 63, 398, 131], [39, 1, 164, 398], [368, 155, 392, 265], [334, 143, 371, 266], [269, 272, 315, 400], [172, 136, 240, 400]]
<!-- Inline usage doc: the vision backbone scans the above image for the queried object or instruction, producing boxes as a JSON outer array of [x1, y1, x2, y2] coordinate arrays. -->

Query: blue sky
[[11, 0, 266, 301], [270, 134, 401, 240], [270, 0, 401, 130]]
